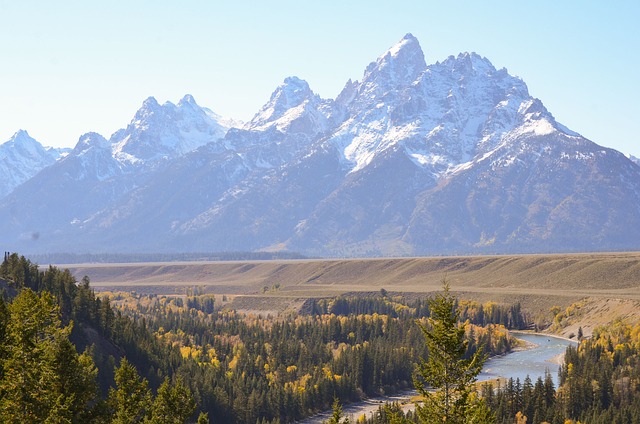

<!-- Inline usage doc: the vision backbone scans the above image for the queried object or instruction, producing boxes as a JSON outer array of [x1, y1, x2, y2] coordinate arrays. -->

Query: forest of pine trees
[[8, 253, 633, 423], [355, 318, 640, 423], [0, 254, 199, 423]]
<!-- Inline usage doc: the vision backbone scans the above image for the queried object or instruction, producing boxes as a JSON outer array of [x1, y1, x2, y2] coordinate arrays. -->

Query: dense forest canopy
[[6, 253, 639, 423]]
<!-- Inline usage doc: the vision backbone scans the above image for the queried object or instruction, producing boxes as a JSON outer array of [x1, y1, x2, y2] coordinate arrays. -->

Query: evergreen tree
[[325, 396, 350, 424], [108, 358, 152, 423], [146, 378, 195, 424], [0, 289, 98, 423], [413, 282, 494, 424], [49, 337, 99, 423], [0, 295, 8, 381], [196, 412, 210, 424]]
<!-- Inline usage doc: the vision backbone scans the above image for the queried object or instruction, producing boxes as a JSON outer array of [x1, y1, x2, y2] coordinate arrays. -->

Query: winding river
[[299, 333, 577, 423], [479, 332, 578, 386]]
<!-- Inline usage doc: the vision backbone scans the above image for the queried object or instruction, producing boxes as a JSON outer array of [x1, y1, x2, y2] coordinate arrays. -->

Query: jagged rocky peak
[[109, 95, 232, 164], [335, 78, 358, 107], [427, 52, 528, 95], [176, 94, 219, 121], [8, 129, 33, 143], [0, 130, 51, 164], [142, 95, 160, 106], [123, 94, 215, 133], [0, 130, 67, 198], [273, 77, 314, 105], [135, 96, 162, 118], [177, 93, 197, 107], [248, 77, 318, 128], [2, 130, 42, 154], [2, 130, 70, 161], [516, 98, 557, 127], [267, 77, 315, 112], [361, 33, 427, 90], [447, 52, 496, 75], [72, 132, 110, 153]]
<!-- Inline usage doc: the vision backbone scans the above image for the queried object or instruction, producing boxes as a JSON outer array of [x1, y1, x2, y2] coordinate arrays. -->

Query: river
[[298, 332, 577, 423], [478, 332, 578, 386]]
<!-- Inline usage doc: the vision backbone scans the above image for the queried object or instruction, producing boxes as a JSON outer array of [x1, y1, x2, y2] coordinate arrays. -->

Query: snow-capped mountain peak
[[1, 130, 56, 158], [139, 96, 161, 115], [73, 132, 110, 153], [269, 77, 313, 108], [361, 33, 426, 92], [110, 95, 232, 165], [245, 77, 338, 136], [3, 34, 640, 258], [0, 130, 68, 197], [177, 94, 198, 107], [328, 35, 582, 178], [247, 77, 316, 129], [446, 52, 496, 76], [8, 129, 34, 143]]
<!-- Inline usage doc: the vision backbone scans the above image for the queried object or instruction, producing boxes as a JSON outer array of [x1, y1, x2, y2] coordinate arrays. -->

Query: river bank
[[297, 390, 417, 424], [510, 330, 579, 366], [299, 333, 575, 423], [510, 330, 579, 343], [478, 332, 576, 385]]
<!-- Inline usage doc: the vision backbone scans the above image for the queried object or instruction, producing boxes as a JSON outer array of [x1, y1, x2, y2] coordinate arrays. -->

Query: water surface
[[478, 332, 577, 386], [299, 332, 577, 423]]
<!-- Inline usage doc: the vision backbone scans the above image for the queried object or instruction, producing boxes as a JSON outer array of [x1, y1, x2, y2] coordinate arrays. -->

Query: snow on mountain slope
[[283, 35, 640, 255], [0, 130, 68, 198], [219, 77, 344, 171], [67, 132, 124, 181], [171, 34, 574, 255], [404, 129, 640, 254], [328, 33, 427, 173], [326, 35, 538, 178], [2, 34, 640, 257], [164, 79, 347, 247], [243, 76, 345, 148], [111, 94, 233, 165], [0, 96, 236, 252]]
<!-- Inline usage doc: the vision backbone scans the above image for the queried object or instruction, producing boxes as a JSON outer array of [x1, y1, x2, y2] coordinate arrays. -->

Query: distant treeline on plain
[[29, 251, 308, 264]]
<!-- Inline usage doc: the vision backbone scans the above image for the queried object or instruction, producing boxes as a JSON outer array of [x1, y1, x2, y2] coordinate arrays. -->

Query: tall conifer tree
[[414, 282, 494, 424]]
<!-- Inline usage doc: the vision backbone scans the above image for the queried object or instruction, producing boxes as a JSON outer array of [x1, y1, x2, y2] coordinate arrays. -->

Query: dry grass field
[[62, 252, 640, 335]]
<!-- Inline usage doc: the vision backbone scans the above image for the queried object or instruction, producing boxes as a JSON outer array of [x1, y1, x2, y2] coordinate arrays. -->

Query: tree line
[[28, 251, 306, 265], [0, 253, 531, 423], [356, 316, 640, 424]]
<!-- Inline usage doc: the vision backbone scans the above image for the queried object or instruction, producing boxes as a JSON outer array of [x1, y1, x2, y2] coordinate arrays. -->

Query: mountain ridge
[[0, 130, 69, 198], [2, 34, 639, 257]]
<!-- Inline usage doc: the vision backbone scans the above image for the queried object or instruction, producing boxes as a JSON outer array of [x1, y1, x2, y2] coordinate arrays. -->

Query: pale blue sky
[[1, 1, 638, 156]]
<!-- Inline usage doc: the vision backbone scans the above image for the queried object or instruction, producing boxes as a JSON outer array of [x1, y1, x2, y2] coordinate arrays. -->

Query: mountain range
[[3, 34, 640, 257], [0, 130, 69, 198]]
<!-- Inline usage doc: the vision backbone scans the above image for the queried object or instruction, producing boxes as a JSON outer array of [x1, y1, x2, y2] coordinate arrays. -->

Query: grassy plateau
[[60, 252, 640, 337]]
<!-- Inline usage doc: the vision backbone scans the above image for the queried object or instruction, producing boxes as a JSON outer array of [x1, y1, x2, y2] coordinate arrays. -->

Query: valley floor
[[61, 251, 640, 336]]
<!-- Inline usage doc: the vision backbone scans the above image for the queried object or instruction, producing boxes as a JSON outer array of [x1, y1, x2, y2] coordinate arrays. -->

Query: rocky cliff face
[[2, 34, 640, 256]]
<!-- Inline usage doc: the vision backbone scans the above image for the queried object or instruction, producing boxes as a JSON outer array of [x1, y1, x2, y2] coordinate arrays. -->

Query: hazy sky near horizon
[[1, 1, 638, 156]]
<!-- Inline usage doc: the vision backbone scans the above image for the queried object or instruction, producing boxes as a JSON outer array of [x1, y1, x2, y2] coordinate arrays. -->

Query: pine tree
[[108, 358, 152, 423], [147, 378, 195, 423], [325, 396, 349, 424], [413, 282, 495, 424], [196, 411, 210, 424], [0, 295, 8, 381], [49, 337, 99, 422], [0, 289, 98, 423]]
